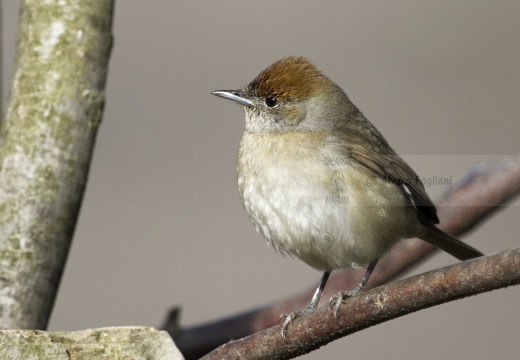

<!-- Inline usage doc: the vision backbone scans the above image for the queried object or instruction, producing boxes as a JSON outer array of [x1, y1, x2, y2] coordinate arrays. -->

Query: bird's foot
[[329, 288, 362, 319], [279, 306, 316, 339]]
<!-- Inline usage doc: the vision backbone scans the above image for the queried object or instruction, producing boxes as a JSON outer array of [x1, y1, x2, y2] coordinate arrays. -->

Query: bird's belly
[[237, 132, 421, 271], [239, 163, 418, 271]]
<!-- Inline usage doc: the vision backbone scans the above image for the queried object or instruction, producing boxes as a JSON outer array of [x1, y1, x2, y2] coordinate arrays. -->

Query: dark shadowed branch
[[166, 156, 520, 359]]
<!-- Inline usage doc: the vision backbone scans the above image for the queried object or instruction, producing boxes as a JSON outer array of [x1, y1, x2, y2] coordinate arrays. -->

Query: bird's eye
[[265, 96, 278, 108]]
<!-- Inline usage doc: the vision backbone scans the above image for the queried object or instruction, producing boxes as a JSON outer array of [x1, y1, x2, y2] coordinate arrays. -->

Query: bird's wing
[[334, 119, 439, 224]]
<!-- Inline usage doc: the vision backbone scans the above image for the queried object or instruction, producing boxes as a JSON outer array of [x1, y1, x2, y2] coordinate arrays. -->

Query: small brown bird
[[212, 56, 483, 337]]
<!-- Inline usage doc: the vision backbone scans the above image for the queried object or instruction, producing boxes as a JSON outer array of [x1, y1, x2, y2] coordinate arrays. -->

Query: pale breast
[[237, 131, 420, 271]]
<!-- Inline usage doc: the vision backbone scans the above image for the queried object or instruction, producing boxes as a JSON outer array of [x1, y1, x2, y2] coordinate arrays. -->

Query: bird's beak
[[212, 90, 254, 107]]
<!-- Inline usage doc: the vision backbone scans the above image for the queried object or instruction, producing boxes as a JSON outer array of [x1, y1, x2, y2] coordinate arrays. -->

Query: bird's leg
[[329, 258, 379, 318], [279, 271, 330, 338]]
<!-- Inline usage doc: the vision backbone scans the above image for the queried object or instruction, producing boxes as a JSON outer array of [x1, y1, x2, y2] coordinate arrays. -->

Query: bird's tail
[[419, 221, 484, 261]]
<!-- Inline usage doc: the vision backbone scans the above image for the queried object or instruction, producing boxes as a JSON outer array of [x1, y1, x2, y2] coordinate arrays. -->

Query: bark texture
[[0, 0, 114, 329]]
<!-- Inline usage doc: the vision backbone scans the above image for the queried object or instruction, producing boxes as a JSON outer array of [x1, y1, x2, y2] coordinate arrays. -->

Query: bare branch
[[0, 0, 114, 329], [202, 247, 520, 359], [168, 156, 520, 359]]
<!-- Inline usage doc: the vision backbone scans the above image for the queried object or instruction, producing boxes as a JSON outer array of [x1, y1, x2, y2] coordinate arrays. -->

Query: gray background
[[2, 1, 519, 359]]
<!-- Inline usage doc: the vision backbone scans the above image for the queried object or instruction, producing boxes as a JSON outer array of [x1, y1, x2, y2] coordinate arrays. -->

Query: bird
[[212, 56, 484, 338]]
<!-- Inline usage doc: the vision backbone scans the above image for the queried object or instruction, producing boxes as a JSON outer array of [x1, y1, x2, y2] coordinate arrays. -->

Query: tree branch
[[167, 156, 520, 359], [202, 247, 520, 359], [0, 0, 114, 329]]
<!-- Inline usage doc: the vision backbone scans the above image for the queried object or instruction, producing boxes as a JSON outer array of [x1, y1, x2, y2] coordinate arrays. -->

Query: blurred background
[[2, 1, 519, 359]]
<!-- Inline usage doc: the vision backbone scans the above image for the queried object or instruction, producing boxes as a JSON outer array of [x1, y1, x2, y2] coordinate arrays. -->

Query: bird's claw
[[329, 290, 358, 318], [279, 308, 314, 339], [279, 312, 296, 339]]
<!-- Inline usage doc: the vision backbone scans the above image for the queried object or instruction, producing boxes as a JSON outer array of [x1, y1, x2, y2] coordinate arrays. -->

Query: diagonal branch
[[168, 156, 520, 358], [202, 247, 520, 359], [0, 0, 114, 329]]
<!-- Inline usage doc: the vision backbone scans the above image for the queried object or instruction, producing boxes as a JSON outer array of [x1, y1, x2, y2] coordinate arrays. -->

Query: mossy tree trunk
[[0, 0, 114, 329], [0, 327, 184, 359]]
